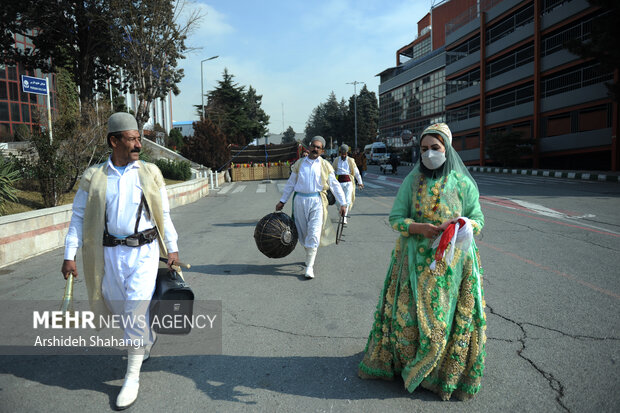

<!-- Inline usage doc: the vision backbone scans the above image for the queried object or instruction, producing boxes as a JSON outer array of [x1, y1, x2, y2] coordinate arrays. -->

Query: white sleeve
[[280, 172, 297, 204], [328, 172, 347, 206], [64, 188, 88, 260], [354, 166, 363, 185], [160, 186, 179, 253]]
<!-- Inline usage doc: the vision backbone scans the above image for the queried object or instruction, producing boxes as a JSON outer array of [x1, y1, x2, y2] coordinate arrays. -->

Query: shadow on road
[[0, 352, 439, 406], [190, 263, 307, 279]]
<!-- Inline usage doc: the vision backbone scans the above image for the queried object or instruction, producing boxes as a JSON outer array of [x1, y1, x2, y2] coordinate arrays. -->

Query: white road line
[[363, 181, 383, 189], [277, 183, 286, 193], [256, 184, 267, 193], [232, 185, 246, 194], [218, 184, 235, 194], [370, 179, 402, 188]]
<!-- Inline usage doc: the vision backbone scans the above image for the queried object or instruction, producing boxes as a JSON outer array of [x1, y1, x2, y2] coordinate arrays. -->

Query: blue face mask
[[421, 150, 446, 170]]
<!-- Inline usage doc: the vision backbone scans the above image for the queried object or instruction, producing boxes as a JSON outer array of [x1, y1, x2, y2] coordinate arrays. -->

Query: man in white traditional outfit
[[276, 136, 347, 279], [332, 144, 363, 224], [61, 112, 180, 410]]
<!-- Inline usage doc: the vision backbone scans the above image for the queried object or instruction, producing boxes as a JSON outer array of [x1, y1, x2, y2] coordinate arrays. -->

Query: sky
[[172, 0, 432, 134]]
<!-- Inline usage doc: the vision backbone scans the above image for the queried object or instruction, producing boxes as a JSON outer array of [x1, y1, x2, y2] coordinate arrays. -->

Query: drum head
[[254, 212, 298, 258]]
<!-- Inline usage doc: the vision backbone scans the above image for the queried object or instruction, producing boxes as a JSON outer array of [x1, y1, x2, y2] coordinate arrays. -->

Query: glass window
[[9, 82, 18, 101], [0, 82, 6, 99], [0, 102, 9, 121], [21, 104, 30, 123], [11, 102, 20, 121], [7, 66, 17, 81]]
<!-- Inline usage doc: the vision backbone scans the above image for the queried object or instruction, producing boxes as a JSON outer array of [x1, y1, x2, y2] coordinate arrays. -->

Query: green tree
[[244, 86, 270, 142], [352, 85, 379, 150], [282, 126, 297, 143], [304, 91, 348, 146], [16, 69, 109, 206], [205, 69, 269, 146], [485, 130, 533, 167], [110, 0, 203, 133], [0, 0, 118, 104], [181, 117, 230, 169], [565, 1, 620, 101], [168, 128, 184, 151]]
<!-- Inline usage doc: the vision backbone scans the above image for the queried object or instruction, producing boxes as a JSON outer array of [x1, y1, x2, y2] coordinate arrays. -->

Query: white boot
[[343, 207, 348, 225], [143, 331, 157, 362], [304, 247, 317, 279], [116, 350, 144, 410]]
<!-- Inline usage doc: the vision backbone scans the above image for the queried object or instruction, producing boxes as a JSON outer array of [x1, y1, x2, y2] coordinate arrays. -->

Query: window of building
[[447, 34, 480, 65], [486, 44, 534, 79], [485, 82, 534, 113], [546, 113, 571, 136], [541, 62, 613, 98], [412, 37, 432, 60], [541, 13, 597, 56], [446, 100, 479, 123], [447, 68, 480, 95], [486, 3, 534, 45], [578, 104, 610, 132], [0, 102, 9, 122]]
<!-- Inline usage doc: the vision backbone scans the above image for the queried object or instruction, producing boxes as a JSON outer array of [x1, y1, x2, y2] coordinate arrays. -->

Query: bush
[[0, 157, 20, 215], [154, 159, 192, 181]]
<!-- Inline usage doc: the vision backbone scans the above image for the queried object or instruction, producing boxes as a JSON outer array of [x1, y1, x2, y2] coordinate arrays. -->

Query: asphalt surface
[[1, 163, 619, 412]]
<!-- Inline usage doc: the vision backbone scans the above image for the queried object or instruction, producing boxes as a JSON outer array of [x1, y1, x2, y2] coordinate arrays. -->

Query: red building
[[0, 30, 57, 141], [378, 0, 619, 170]]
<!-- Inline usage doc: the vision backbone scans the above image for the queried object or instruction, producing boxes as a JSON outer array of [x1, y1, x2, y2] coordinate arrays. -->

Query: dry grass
[[2, 178, 185, 217]]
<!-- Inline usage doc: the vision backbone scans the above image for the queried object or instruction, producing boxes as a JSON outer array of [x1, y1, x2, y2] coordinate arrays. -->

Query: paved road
[[1, 164, 619, 412]]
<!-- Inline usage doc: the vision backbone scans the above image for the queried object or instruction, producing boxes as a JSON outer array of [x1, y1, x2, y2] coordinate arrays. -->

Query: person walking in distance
[[276, 136, 347, 279]]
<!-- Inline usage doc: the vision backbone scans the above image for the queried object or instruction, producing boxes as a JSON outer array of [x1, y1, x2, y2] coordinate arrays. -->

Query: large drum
[[254, 212, 298, 258]]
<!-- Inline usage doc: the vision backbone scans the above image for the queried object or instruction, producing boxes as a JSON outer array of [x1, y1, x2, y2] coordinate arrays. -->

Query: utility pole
[[201, 55, 219, 119], [347, 81, 364, 151]]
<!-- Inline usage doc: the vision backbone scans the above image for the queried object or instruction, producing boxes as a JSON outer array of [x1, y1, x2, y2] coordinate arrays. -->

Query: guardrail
[[0, 174, 221, 269]]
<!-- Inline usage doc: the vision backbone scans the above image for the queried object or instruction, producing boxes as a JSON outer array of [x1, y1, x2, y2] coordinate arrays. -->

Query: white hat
[[108, 112, 138, 134]]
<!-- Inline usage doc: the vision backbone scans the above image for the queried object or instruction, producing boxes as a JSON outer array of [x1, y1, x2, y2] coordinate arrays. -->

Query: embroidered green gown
[[358, 169, 486, 401]]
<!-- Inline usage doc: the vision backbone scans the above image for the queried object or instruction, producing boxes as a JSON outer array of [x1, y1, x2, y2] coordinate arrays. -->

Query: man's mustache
[[131, 148, 141, 153]]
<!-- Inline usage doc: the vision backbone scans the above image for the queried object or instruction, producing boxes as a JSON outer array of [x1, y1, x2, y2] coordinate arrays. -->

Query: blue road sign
[[21, 75, 48, 95]]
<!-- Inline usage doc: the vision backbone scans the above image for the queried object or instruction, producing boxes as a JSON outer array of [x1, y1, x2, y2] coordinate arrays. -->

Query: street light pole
[[201, 55, 219, 119], [347, 81, 364, 151]]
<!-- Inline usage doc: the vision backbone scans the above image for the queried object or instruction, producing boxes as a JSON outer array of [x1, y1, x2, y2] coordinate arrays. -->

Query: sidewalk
[[398, 161, 620, 182], [467, 166, 620, 182]]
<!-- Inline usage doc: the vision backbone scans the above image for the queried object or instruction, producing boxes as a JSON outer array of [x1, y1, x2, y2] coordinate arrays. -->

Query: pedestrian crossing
[[215, 172, 593, 195]]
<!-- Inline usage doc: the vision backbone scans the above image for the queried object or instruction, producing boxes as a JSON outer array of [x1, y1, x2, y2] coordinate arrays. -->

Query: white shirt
[[280, 157, 347, 206], [335, 156, 363, 184], [64, 159, 178, 260]]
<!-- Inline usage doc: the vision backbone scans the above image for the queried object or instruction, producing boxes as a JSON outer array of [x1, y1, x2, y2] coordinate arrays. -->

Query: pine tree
[[181, 118, 230, 169]]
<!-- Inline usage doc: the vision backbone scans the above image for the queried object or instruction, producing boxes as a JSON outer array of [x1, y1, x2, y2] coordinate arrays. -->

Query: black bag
[[326, 189, 336, 205], [150, 268, 195, 335]]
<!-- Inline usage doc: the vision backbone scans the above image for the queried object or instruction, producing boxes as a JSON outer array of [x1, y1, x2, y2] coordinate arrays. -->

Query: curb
[[467, 166, 620, 182]]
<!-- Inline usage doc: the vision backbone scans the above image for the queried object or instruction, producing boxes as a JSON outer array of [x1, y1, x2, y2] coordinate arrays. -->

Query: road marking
[[218, 184, 235, 194], [277, 183, 286, 193], [363, 181, 383, 189], [481, 196, 599, 221], [232, 185, 246, 194], [256, 184, 266, 193], [478, 240, 620, 300], [368, 179, 402, 188]]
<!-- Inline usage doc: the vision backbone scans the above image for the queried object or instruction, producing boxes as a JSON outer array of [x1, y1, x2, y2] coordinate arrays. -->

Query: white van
[[364, 142, 388, 164]]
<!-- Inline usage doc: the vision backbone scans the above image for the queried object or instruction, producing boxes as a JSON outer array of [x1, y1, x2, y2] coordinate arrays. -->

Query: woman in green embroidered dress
[[358, 123, 486, 401]]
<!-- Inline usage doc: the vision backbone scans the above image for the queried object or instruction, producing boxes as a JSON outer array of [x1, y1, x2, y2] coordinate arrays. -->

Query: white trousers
[[101, 241, 159, 346], [293, 194, 323, 249], [338, 181, 353, 208]]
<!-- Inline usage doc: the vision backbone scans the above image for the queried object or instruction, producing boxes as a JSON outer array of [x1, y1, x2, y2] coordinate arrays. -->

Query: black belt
[[103, 227, 158, 247]]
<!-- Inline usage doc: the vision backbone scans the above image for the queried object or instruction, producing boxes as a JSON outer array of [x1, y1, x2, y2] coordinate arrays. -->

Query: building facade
[[0, 31, 57, 141], [378, 0, 618, 170]]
